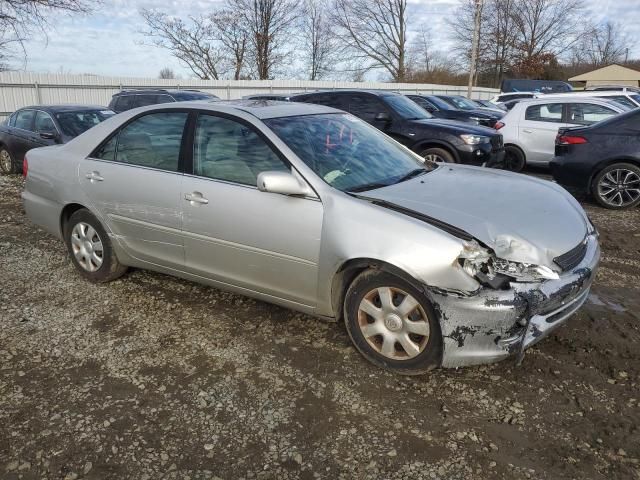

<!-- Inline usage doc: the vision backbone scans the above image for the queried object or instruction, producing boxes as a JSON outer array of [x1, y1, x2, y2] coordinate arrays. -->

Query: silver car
[[22, 101, 600, 373]]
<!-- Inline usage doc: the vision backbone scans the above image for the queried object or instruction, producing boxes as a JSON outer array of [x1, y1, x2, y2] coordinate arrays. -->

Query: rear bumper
[[550, 157, 592, 193], [432, 233, 600, 368], [22, 190, 63, 239]]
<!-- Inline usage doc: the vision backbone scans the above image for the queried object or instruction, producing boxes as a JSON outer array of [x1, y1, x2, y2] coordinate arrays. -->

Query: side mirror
[[257, 171, 312, 197], [39, 131, 57, 140], [374, 112, 391, 123]]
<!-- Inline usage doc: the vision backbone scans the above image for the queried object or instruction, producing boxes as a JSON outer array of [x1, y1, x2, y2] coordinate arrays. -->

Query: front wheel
[[0, 148, 18, 174], [419, 147, 455, 164], [64, 209, 128, 282], [344, 269, 442, 374], [503, 145, 526, 172], [592, 163, 640, 210]]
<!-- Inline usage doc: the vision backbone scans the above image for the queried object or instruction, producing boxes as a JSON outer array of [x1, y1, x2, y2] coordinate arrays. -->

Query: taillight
[[556, 135, 588, 145], [22, 156, 28, 178], [494, 121, 505, 130]]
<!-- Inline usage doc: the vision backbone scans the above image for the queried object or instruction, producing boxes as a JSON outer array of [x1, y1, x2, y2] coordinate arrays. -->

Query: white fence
[[0, 71, 499, 119]]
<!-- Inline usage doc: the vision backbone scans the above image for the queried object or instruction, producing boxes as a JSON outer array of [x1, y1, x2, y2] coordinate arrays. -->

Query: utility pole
[[467, 0, 483, 98]]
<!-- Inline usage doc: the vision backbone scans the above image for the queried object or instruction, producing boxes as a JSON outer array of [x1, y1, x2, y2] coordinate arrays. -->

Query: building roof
[[569, 64, 640, 82]]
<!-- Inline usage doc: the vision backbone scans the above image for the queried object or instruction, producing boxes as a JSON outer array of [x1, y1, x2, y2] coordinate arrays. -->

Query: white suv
[[496, 97, 628, 170], [543, 90, 640, 109]]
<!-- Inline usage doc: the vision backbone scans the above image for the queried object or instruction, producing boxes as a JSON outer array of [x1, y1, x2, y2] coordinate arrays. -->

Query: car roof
[[17, 105, 109, 113], [513, 96, 622, 105], [297, 89, 400, 98], [543, 91, 635, 98], [170, 99, 341, 119], [113, 89, 211, 96]]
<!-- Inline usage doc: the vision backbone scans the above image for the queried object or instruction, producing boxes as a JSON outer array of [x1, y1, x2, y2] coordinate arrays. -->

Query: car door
[[80, 110, 189, 268], [181, 112, 323, 307], [9, 109, 41, 161], [518, 103, 569, 163]]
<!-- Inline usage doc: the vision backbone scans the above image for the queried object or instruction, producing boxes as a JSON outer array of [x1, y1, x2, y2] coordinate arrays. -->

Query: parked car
[[0, 105, 115, 175], [407, 94, 503, 128], [22, 100, 600, 372], [108, 89, 218, 113], [544, 90, 640, 109], [551, 108, 640, 210], [584, 85, 640, 93], [474, 99, 506, 111], [434, 95, 505, 114], [294, 90, 505, 166], [495, 97, 628, 171]]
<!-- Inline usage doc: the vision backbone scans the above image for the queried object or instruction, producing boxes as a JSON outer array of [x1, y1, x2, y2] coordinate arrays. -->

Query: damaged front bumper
[[432, 234, 600, 368]]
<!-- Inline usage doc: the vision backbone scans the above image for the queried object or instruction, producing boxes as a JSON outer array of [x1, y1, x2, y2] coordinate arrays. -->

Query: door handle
[[522, 129, 533, 133], [85, 171, 104, 182], [184, 192, 209, 205]]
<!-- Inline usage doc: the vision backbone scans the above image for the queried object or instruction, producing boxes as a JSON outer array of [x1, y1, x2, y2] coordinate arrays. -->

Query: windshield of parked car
[[55, 110, 115, 137], [382, 95, 432, 120], [265, 113, 435, 192], [442, 96, 478, 110], [426, 96, 454, 110]]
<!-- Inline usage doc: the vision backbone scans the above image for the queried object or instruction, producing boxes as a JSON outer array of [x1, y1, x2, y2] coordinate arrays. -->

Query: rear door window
[[567, 103, 617, 125], [302, 93, 347, 110], [524, 103, 564, 123], [34, 111, 57, 134], [115, 96, 135, 112], [14, 110, 36, 131], [348, 95, 388, 123]]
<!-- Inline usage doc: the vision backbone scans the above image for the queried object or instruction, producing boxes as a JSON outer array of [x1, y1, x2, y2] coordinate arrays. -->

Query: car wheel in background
[[419, 147, 455, 164], [503, 145, 526, 172], [64, 209, 128, 282], [344, 269, 442, 375], [592, 163, 640, 210], [0, 148, 17, 174]]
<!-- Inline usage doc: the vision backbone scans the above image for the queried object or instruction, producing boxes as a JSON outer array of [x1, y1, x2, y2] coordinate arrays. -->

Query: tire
[[0, 147, 18, 174], [64, 209, 128, 283], [591, 163, 640, 210], [419, 147, 455, 164], [503, 145, 526, 172], [343, 269, 442, 375]]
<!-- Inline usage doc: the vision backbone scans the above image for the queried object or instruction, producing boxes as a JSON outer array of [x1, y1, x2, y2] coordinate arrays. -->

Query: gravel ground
[[1, 173, 639, 480]]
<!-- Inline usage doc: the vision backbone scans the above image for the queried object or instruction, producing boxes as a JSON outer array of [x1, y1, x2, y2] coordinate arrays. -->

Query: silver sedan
[[22, 100, 600, 373]]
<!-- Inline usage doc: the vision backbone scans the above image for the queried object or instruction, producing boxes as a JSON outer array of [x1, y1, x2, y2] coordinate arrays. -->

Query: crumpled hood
[[364, 165, 589, 268]]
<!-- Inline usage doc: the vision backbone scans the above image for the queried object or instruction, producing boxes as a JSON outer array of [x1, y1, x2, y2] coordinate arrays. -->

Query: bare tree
[[584, 21, 629, 67], [331, 0, 409, 81], [140, 9, 224, 80], [301, 0, 336, 80], [0, 0, 96, 64], [225, 0, 300, 80], [158, 67, 175, 79], [211, 9, 249, 80]]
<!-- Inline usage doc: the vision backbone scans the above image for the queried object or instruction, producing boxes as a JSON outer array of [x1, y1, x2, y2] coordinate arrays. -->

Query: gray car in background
[[22, 100, 599, 373]]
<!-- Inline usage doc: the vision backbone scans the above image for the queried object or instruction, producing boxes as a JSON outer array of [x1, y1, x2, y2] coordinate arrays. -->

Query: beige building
[[569, 64, 640, 88]]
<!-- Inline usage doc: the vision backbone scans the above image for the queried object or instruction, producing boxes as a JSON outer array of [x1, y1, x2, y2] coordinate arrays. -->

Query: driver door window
[[34, 111, 57, 134]]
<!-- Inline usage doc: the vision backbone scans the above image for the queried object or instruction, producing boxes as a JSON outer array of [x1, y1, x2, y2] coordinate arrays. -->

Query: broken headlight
[[459, 241, 559, 287]]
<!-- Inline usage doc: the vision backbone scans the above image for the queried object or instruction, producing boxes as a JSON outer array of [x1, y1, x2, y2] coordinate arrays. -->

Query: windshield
[[382, 95, 432, 120], [629, 94, 640, 107], [55, 110, 114, 137], [427, 96, 454, 110], [441, 96, 478, 110], [265, 113, 435, 192]]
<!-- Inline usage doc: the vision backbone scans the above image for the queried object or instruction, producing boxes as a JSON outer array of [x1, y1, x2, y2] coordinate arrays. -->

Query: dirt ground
[[1, 173, 639, 480]]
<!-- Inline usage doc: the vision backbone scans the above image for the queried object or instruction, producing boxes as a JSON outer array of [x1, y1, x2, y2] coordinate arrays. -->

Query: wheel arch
[[411, 140, 460, 163], [330, 257, 427, 322], [504, 143, 526, 161], [589, 157, 640, 189], [59, 202, 89, 237]]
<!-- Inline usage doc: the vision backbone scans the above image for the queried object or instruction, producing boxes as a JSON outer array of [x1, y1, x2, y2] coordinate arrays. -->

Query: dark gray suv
[[108, 89, 218, 113]]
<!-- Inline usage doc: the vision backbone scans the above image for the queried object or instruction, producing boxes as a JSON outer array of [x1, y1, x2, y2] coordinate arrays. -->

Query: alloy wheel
[[70, 222, 104, 272], [597, 168, 640, 208], [423, 153, 447, 163], [0, 150, 12, 173], [357, 286, 430, 360]]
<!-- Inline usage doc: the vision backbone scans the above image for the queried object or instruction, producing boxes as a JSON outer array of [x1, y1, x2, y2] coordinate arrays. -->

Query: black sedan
[[407, 94, 503, 128], [0, 105, 115, 174], [551, 109, 640, 209]]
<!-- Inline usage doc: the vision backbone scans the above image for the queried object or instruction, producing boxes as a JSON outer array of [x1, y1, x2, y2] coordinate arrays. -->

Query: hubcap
[[70, 222, 104, 272], [0, 150, 11, 173], [598, 168, 640, 207], [357, 287, 430, 360]]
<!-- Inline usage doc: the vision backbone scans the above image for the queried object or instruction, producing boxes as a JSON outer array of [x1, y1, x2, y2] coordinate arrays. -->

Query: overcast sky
[[20, 0, 640, 79]]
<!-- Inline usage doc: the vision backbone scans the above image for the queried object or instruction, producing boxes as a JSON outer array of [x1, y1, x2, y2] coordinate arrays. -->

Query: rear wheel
[[64, 209, 128, 282], [503, 145, 526, 172], [419, 147, 455, 164], [344, 269, 442, 374], [0, 148, 17, 174], [592, 163, 640, 210]]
